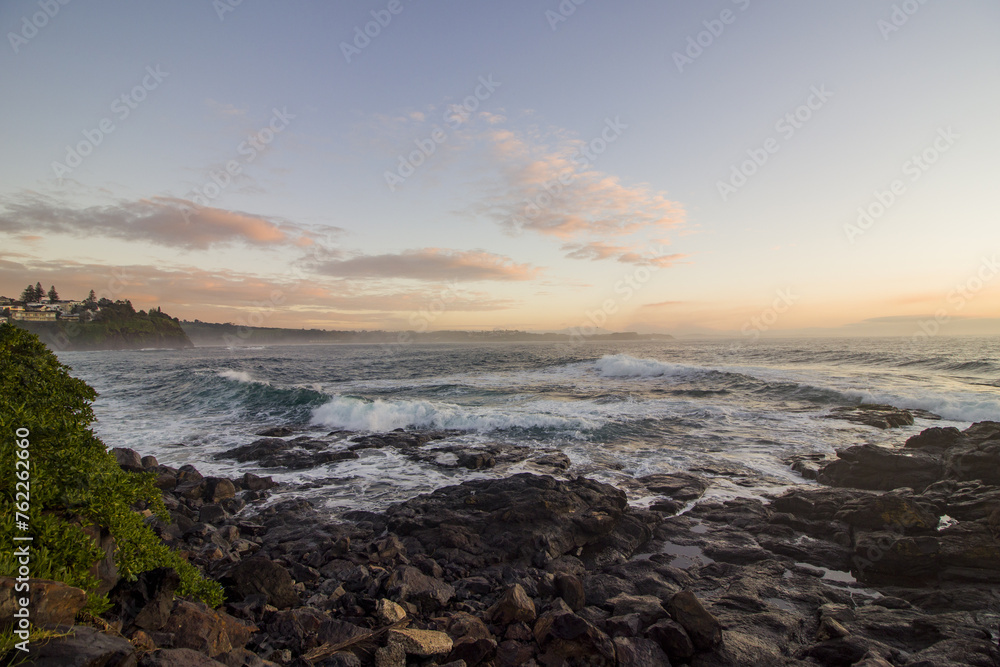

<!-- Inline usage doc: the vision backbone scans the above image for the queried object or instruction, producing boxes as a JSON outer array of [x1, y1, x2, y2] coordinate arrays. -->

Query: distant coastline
[[179, 319, 675, 348]]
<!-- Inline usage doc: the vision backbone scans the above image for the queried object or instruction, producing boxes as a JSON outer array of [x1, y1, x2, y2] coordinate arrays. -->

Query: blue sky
[[1, 0, 998, 336]]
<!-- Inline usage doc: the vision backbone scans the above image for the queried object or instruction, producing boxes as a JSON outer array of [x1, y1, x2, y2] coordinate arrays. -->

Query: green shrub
[[0, 323, 223, 607]]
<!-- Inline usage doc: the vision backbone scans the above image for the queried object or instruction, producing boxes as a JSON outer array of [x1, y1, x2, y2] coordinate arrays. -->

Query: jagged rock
[[217, 438, 358, 470], [826, 404, 917, 429], [386, 474, 650, 569], [162, 600, 254, 658], [387, 628, 453, 656], [646, 617, 694, 660], [386, 565, 455, 610], [638, 472, 709, 501], [666, 591, 722, 651], [240, 473, 277, 491], [834, 493, 939, 532], [375, 598, 407, 624], [605, 613, 642, 638], [0, 577, 86, 627], [607, 593, 669, 626], [533, 608, 616, 666], [488, 583, 536, 625], [221, 557, 299, 609], [108, 567, 180, 632], [612, 636, 672, 666], [817, 444, 943, 492], [25, 625, 137, 666]]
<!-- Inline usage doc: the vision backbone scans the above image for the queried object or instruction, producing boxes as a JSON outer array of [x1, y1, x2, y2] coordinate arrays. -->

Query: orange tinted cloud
[[315, 248, 540, 282], [0, 192, 322, 249]]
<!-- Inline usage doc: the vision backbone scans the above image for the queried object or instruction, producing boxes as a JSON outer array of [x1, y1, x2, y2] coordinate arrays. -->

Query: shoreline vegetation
[[3, 325, 999, 666]]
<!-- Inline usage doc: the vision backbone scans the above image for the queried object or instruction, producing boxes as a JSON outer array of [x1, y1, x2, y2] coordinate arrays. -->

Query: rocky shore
[[6, 421, 1000, 666]]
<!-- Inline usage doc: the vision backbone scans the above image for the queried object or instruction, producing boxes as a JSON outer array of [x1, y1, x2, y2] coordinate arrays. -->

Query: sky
[[1, 0, 998, 337]]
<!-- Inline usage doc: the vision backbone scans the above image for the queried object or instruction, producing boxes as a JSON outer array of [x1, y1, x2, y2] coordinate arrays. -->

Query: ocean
[[57, 336, 1000, 513]]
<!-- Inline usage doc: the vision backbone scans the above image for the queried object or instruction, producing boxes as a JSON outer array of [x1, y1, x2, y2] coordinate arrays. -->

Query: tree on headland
[[47, 285, 59, 303], [19, 285, 36, 303], [34, 282, 43, 301]]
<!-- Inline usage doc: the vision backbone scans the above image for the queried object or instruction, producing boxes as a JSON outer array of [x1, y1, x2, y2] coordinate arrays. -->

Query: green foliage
[[0, 323, 222, 607]]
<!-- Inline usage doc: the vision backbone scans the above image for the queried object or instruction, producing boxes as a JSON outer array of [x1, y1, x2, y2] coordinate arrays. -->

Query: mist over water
[[59, 337, 999, 512]]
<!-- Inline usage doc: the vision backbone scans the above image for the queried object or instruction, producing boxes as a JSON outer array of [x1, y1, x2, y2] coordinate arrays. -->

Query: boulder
[[26, 625, 137, 667], [825, 404, 916, 429], [533, 609, 616, 666], [488, 583, 536, 625], [221, 557, 299, 609], [613, 636, 672, 666], [817, 444, 943, 492], [646, 618, 694, 660], [0, 577, 86, 627], [112, 447, 145, 472], [162, 600, 254, 658], [108, 567, 180, 632], [666, 591, 722, 651], [386, 565, 455, 611]]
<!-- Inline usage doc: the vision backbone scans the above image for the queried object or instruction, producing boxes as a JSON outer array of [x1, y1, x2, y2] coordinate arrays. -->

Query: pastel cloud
[[314, 248, 540, 282], [562, 241, 688, 267], [0, 192, 320, 249]]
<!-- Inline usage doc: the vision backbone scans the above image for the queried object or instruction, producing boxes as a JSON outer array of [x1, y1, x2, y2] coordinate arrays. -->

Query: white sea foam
[[310, 395, 601, 432], [595, 354, 705, 379], [217, 369, 269, 385]]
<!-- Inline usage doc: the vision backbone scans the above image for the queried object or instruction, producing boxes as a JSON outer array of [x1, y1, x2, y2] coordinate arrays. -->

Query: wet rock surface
[[12, 422, 1000, 666]]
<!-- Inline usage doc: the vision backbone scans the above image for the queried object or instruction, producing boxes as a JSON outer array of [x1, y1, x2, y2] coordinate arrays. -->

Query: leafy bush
[[0, 323, 222, 608]]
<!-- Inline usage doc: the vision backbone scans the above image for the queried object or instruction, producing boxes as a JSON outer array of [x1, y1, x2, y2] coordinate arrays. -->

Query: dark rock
[[221, 557, 299, 609], [905, 426, 966, 452], [204, 478, 237, 503], [666, 591, 722, 651], [612, 636, 672, 666], [489, 583, 536, 625], [240, 473, 277, 491], [113, 447, 145, 472], [108, 567, 180, 632], [607, 593, 669, 626], [141, 455, 159, 469], [605, 613, 642, 638], [448, 636, 496, 666], [386, 565, 455, 611], [200, 504, 229, 525], [826, 404, 916, 429], [817, 444, 943, 492], [533, 609, 616, 666], [638, 472, 709, 501], [646, 618, 694, 660], [255, 426, 297, 437], [834, 493, 938, 532], [162, 599, 254, 658], [384, 474, 649, 569], [25, 625, 137, 667], [554, 572, 586, 611]]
